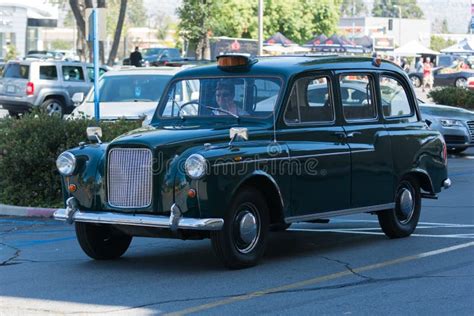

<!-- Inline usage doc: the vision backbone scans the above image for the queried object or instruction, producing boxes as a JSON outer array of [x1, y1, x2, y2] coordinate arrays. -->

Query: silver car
[[0, 60, 108, 117], [419, 100, 474, 154]]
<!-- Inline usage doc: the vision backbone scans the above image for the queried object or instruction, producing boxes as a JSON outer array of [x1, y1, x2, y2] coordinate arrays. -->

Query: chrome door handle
[[346, 132, 362, 138]]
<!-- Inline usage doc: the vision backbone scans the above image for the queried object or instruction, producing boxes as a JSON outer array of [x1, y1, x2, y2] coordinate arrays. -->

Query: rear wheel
[[211, 188, 269, 269], [377, 176, 421, 238], [455, 77, 467, 88], [75, 222, 132, 260], [42, 98, 65, 117], [8, 110, 20, 118]]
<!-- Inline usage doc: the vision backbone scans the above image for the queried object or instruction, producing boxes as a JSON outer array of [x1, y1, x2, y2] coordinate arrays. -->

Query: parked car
[[418, 99, 474, 154], [69, 67, 192, 121], [123, 47, 195, 67], [0, 60, 109, 117], [54, 54, 450, 269], [409, 65, 474, 88], [467, 77, 474, 90]]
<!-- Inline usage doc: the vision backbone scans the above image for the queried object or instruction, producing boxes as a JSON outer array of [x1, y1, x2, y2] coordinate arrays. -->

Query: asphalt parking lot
[[1, 148, 473, 315]]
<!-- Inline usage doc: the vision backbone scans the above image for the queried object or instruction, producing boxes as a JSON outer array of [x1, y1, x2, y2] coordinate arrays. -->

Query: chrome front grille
[[467, 121, 474, 143], [107, 148, 153, 208]]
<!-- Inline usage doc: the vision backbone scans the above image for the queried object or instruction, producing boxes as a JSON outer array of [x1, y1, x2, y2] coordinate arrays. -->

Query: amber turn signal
[[187, 189, 197, 198], [68, 184, 77, 192]]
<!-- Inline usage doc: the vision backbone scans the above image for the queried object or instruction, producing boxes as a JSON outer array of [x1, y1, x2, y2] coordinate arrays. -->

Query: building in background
[[339, 17, 431, 49], [0, 0, 58, 58]]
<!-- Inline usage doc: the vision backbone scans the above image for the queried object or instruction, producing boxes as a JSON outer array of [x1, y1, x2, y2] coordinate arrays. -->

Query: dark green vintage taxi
[[54, 54, 451, 269]]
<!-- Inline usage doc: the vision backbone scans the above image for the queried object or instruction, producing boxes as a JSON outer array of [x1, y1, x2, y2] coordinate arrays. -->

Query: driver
[[214, 81, 247, 116]]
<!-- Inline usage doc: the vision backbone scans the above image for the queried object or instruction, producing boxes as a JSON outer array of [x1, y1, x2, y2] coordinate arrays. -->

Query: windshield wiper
[[204, 106, 239, 119]]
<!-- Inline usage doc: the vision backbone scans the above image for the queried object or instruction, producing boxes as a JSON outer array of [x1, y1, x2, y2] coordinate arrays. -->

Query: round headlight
[[185, 154, 207, 179], [56, 151, 77, 176]]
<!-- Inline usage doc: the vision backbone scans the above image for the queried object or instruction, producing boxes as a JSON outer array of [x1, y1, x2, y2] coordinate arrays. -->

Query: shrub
[[428, 87, 474, 110], [0, 111, 142, 207]]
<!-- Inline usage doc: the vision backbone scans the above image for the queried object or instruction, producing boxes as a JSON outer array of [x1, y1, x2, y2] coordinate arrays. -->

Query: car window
[[62, 66, 85, 82], [160, 77, 282, 119], [3, 64, 29, 79], [340, 74, 376, 121], [87, 74, 172, 103], [380, 76, 413, 118], [284, 76, 334, 124], [39, 66, 58, 80], [87, 67, 107, 82]]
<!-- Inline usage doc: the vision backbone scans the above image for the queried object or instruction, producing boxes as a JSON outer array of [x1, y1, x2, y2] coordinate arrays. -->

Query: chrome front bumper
[[53, 198, 224, 231]]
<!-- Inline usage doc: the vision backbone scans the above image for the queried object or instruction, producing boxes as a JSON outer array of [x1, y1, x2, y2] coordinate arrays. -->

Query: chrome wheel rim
[[233, 203, 260, 254], [455, 78, 467, 88], [411, 76, 420, 87], [397, 185, 415, 224], [46, 102, 63, 116]]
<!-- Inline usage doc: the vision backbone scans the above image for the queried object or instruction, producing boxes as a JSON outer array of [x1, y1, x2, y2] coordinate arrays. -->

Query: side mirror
[[86, 127, 103, 144], [72, 92, 84, 106], [425, 119, 432, 127]]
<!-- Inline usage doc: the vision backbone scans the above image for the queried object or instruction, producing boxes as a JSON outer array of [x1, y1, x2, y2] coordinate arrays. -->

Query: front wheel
[[409, 75, 422, 88], [211, 188, 269, 269], [75, 222, 132, 260], [377, 176, 421, 239]]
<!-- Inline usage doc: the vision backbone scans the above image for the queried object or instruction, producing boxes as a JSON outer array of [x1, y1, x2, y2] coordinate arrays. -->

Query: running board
[[285, 203, 395, 224], [421, 193, 438, 199]]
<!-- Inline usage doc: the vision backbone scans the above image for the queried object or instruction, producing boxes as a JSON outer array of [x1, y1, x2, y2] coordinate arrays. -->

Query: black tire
[[211, 188, 269, 269], [41, 98, 65, 117], [75, 222, 132, 260], [409, 75, 422, 88], [8, 110, 20, 118], [448, 147, 467, 154], [377, 176, 421, 239], [270, 222, 291, 232]]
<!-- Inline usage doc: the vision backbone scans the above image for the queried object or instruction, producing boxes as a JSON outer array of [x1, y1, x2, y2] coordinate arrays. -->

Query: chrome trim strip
[[285, 203, 395, 223], [212, 149, 373, 167], [53, 208, 224, 231]]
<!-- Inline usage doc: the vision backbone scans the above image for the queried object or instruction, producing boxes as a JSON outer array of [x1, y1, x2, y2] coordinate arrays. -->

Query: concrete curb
[[0, 204, 58, 218]]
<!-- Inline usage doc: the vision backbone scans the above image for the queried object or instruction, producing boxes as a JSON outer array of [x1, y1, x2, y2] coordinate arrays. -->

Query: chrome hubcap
[[398, 187, 415, 224], [456, 78, 466, 88], [239, 211, 257, 244], [46, 102, 62, 116], [233, 205, 260, 254]]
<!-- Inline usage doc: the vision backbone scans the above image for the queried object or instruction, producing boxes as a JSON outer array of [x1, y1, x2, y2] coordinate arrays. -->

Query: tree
[[372, 0, 424, 19], [4, 45, 17, 62], [340, 0, 367, 17], [430, 35, 456, 52], [177, 0, 217, 60], [69, 0, 128, 65]]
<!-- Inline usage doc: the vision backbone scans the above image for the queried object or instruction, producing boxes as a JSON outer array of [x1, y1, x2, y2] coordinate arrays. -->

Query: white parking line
[[326, 219, 474, 227], [288, 228, 474, 239]]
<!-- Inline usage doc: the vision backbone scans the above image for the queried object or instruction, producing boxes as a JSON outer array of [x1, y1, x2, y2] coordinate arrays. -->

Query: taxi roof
[[173, 55, 403, 80]]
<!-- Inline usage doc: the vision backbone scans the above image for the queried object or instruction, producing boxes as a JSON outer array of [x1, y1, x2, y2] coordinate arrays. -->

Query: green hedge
[[0, 111, 142, 207], [428, 87, 474, 110]]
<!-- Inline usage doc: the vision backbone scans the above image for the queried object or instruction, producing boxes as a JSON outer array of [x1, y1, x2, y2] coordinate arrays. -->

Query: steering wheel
[[177, 100, 200, 117]]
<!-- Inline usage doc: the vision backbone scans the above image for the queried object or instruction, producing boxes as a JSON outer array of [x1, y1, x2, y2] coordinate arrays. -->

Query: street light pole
[[394, 5, 402, 46], [258, 0, 263, 56]]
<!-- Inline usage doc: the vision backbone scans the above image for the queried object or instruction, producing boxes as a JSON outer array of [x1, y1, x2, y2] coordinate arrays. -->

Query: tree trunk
[[69, 0, 93, 62], [107, 0, 128, 66], [98, 0, 106, 64]]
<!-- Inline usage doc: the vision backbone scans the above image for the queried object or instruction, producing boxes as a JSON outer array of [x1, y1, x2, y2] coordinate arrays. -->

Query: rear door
[[61, 64, 91, 103], [0, 63, 30, 97], [337, 72, 394, 208], [278, 74, 351, 218]]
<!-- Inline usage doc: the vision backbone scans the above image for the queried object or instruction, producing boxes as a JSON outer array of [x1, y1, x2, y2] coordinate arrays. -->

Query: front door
[[278, 74, 351, 218], [337, 72, 394, 208]]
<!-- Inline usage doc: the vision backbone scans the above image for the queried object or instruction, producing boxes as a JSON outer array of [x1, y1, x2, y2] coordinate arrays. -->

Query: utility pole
[[394, 5, 402, 46], [258, 0, 263, 56]]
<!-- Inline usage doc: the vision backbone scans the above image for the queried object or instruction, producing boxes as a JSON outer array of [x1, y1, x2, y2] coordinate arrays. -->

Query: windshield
[[87, 74, 172, 102], [159, 77, 282, 119]]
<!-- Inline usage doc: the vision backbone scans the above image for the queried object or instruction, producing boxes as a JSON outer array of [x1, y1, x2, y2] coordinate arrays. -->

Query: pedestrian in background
[[422, 57, 434, 92], [129, 47, 143, 67]]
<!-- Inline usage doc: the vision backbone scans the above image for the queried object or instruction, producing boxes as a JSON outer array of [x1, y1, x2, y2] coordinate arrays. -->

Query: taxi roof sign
[[217, 53, 256, 68]]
